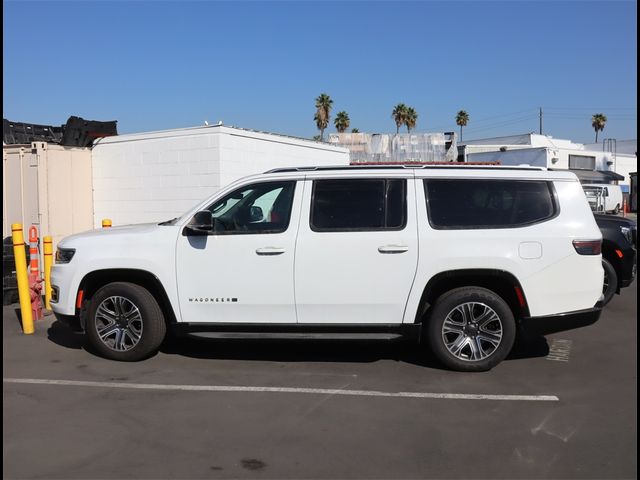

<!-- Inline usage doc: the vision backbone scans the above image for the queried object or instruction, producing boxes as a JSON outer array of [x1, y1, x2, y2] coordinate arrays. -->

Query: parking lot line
[[3, 378, 559, 402]]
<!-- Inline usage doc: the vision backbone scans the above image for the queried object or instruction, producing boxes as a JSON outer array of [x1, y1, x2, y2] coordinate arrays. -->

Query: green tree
[[314, 93, 333, 141], [392, 103, 408, 134], [455, 110, 470, 141], [591, 113, 607, 143], [405, 107, 418, 133], [334, 111, 350, 133], [351, 128, 359, 133]]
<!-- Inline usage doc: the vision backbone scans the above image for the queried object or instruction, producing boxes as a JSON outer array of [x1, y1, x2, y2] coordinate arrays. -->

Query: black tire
[[613, 204, 620, 215], [426, 287, 516, 372], [602, 258, 618, 306], [86, 282, 166, 361]]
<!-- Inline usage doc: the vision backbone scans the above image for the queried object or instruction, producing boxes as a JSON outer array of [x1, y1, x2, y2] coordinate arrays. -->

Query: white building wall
[[91, 125, 349, 227], [612, 156, 638, 192], [463, 133, 636, 188]]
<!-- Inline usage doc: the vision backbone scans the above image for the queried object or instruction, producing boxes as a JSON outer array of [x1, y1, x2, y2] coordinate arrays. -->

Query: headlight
[[55, 247, 76, 264], [620, 226, 634, 245]]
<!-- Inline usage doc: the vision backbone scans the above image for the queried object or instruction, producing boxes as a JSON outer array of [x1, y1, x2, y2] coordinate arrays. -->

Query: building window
[[569, 155, 596, 171]]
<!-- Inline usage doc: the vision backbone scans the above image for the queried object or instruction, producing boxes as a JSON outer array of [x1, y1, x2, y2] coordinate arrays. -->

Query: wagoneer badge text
[[189, 297, 238, 303]]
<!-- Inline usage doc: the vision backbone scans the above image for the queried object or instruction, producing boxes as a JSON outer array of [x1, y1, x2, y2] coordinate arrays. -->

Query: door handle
[[378, 245, 409, 254], [255, 247, 286, 256]]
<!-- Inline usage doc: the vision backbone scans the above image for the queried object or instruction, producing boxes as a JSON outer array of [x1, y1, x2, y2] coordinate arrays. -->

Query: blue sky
[[3, 1, 637, 143]]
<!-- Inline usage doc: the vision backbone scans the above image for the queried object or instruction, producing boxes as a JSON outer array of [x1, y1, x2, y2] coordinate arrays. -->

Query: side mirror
[[189, 210, 213, 230], [249, 206, 264, 223], [190, 210, 213, 231]]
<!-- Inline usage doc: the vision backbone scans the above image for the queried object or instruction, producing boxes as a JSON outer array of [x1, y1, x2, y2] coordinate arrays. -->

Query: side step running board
[[187, 332, 405, 341]]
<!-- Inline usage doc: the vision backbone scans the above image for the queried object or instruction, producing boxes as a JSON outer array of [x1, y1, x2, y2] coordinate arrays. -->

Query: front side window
[[311, 179, 406, 232], [425, 179, 557, 229], [203, 181, 296, 234]]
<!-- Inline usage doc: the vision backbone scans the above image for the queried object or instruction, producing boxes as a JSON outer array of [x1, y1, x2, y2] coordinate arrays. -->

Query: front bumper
[[619, 249, 637, 288], [519, 299, 604, 336]]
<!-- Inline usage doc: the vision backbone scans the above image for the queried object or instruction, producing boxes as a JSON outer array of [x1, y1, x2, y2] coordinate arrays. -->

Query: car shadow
[[158, 331, 550, 369], [47, 320, 85, 350], [47, 321, 550, 368]]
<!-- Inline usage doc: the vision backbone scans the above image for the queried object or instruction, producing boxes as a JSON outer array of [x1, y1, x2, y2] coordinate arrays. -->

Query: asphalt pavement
[[3, 285, 637, 479]]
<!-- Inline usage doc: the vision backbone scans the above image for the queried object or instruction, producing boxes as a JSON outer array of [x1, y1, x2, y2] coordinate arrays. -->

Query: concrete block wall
[[91, 126, 349, 227]]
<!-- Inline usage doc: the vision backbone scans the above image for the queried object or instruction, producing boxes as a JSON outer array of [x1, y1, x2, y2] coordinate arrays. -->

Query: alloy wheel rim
[[603, 270, 609, 293], [94, 296, 143, 352], [442, 302, 503, 362]]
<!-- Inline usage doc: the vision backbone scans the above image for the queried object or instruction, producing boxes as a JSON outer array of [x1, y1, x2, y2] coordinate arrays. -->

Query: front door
[[294, 176, 419, 324], [176, 179, 302, 323]]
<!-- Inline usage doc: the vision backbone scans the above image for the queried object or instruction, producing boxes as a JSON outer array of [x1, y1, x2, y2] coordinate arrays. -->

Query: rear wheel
[[613, 204, 621, 215], [86, 282, 166, 361], [426, 287, 516, 372], [602, 258, 618, 306]]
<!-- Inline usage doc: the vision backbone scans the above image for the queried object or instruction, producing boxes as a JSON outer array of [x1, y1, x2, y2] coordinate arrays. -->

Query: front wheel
[[426, 287, 516, 372], [86, 282, 166, 361]]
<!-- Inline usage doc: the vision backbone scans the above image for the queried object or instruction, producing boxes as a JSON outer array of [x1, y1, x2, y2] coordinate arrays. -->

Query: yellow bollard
[[11, 224, 34, 334], [43, 236, 53, 310], [102, 218, 112, 228]]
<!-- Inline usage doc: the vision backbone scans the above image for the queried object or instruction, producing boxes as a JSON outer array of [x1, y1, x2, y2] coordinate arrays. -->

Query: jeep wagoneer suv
[[51, 165, 604, 371]]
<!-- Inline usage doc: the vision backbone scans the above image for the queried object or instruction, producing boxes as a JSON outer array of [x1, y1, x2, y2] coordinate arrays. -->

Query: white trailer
[[91, 125, 350, 227], [466, 147, 550, 167]]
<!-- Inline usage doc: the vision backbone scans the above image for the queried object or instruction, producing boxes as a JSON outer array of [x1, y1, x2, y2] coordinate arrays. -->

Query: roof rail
[[263, 164, 546, 174]]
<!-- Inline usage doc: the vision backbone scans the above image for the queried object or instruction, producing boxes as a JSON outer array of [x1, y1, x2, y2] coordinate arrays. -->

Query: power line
[[543, 107, 637, 111], [460, 114, 539, 134], [426, 108, 538, 132]]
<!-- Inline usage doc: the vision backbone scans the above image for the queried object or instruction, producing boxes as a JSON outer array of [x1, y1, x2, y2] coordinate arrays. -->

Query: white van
[[50, 165, 604, 371], [583, 184, 624, 214]]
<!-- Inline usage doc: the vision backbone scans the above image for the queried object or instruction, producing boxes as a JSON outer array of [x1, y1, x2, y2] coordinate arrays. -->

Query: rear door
[[294, 174, 419, 324]]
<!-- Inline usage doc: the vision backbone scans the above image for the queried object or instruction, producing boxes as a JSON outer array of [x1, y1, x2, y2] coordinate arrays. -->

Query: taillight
[[572, 240, 602, 255]]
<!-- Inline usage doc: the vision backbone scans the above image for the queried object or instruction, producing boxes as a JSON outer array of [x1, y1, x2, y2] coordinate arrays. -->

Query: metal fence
[[328, 132, 457, 163]]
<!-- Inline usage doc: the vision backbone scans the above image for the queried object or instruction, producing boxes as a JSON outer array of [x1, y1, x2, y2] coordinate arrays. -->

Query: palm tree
[[392, 104, 408, 134], [592, 113, 607, 143], [405, 107, 418, 133], [351, 128, 359, 133], [334, 111, 350, 133], [455, 110, 470, 141], [314, 93, 333, 141]]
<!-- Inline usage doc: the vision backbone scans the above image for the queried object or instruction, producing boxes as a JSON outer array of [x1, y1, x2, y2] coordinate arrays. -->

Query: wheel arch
[[78, 269, 178, 326], [413, 269, 530, 323]]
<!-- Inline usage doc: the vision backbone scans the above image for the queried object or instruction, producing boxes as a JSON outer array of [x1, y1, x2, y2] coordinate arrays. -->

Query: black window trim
[[200, 180, 297, 236], [310, 178, 408, 233], [423, 179, 560, 230]]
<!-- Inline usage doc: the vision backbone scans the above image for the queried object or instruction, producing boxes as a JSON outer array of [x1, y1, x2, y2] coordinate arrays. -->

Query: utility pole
[[539, 107, 543, 135]]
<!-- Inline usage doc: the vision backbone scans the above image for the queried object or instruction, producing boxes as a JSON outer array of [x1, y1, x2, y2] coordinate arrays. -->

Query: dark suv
[[595, 214, 637, 304]]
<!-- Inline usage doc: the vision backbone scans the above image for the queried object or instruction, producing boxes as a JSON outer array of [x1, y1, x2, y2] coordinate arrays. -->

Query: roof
[[565, 169, 626, 182], [93, 124, 348, 153], [264, 164, 546, 174]]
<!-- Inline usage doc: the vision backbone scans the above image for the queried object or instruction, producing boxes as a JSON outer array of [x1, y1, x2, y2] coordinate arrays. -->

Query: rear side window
[[425, 179, 557, 229], [311, 179, 406, 231]]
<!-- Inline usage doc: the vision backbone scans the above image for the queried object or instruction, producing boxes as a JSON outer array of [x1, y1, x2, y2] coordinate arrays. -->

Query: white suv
[[51, 165, 604, 371]]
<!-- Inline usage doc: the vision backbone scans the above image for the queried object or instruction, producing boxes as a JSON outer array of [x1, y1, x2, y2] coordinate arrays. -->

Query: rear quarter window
[[424, 179, 558, 229]]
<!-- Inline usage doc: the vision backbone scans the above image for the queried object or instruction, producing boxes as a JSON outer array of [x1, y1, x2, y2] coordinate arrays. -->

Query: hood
[[594, 214, 637, 229], [58, 223, 162, 247]]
